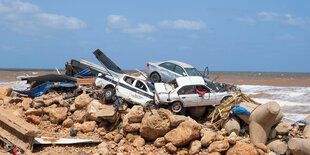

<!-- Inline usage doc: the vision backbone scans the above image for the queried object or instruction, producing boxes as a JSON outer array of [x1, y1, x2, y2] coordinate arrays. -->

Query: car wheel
[[103, 87, 115, 102], [170, 101, 185, 114], [150, 72, 161, 83]]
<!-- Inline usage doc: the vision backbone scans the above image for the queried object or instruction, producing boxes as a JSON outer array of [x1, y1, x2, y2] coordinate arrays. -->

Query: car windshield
[[185, 68, 203, 76], [205, 81, 218, 92], [146, 82, 154, 92]]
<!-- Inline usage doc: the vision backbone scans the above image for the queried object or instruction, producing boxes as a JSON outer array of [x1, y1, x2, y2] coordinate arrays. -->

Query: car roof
[[176, 76, 205, 86], [164, 60, 194, 68]]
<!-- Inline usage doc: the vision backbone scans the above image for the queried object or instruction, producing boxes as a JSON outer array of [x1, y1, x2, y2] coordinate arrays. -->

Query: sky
[[0, 0, 309, 72]]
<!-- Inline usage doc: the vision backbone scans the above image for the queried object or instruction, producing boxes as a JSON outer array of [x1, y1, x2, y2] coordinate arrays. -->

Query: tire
[[150, 72, 161, 83], [170, 101, 185, 114], [103, 87, 115, 102]]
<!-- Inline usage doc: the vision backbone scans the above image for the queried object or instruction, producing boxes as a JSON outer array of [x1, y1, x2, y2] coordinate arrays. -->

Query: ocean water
[[239, 85, 310, 123], [1, 81, 309, 123]]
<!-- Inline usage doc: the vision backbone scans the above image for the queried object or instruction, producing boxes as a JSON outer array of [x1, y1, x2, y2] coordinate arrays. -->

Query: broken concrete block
[[223, 116, 241, 135], [267, 139, 288, 154]]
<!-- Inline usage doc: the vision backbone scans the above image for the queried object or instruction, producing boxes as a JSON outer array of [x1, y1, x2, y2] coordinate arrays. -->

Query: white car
[[95, 73, 154, 106], [154, 76, 235, 113]]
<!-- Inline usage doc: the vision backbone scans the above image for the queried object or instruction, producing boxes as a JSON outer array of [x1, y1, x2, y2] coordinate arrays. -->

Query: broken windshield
[[185, 68, 203, 76]]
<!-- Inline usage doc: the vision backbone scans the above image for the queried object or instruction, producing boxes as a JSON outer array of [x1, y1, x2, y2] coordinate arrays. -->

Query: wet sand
[[0, 70, 310, 87]]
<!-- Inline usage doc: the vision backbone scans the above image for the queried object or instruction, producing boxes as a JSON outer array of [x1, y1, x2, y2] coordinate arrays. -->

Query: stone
[[207, 152, 220, 155], [257, 149, 265, 155], [140, 108, 172, 141], [25, 108, 42, 116], [44, 96, 64, 106], [255, 143, 269, 153], [69, 103, 76, 112], [62, 118, 74, 128], [126, 105, 145, 123], [189, 140, 201, 155], [27, 115, 41, 125], [0, 85, 12, 99], [228, 132, 238, 145], [81, 121, 96, 133], [74, 94, 90, 109], [200, 129, 217, 147], [22, 98, 32, 111], [275, 123, 289, 135], [154, 137, 166, 148], [169, 115, 191, 127], [165, 142, 177, 153], [267, 139, 287, 154], [43, 104, 57, 114], [98, 142, 109, 155], [269, 127, 276, 139], [123, 116, 141, 133], [114, 134, 123, 143], [208, 140, 230, 152], [223, 116, 241, 135], [33, 101, 44, 109], [86, 99, 104, 121], [72, 110, 87, 123], [165, 120, 201, 146], [49, 107, 67, 124], [126, 134, 139, 143], [226, 142, 258, 155], [133, 136, 145, 148]]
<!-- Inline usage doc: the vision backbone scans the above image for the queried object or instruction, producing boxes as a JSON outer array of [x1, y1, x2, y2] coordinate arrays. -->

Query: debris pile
[[0, 49, 308, 155]]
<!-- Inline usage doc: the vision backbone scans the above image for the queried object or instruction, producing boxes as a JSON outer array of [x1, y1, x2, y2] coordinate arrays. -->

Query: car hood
[[154, 83, 173, 93]]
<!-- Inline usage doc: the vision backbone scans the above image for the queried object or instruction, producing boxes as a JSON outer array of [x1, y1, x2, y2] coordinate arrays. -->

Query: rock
[[123, 116, 141, 132], [86, 99, 104, 121], [22, 98, 32, 111], [98, 142, 109, 155], [25, 108, 42, 116], [165, 120, 201, 146], [207, 152, 220, 155], [189, 140, 201, 155], [267, 139, 287, 154], [140, 108, 172, 141], [27, 115, 41, 125], [255, 143, 269, 153], [72, 110, 87, 123], [201, 129, 217, 147], [81, 121, 96, 133], [275, 123, 289, 135], [208, 140, 230, 152], [126, 105, 145, 123], [73, 123, 83, 131], [257, 149, 265, 155], [33, 101, 44, 109], [178, 150, 189, 155], [223, 116, 241, 135], [228, 132, 238, 144], [269, 127, 276, 139], [69, 103, 76, 112], [154, 137, 166, 148], [0, 85, 12, 99], [44, 96, 64, 106], [133, 136, 145, 147], [126, 134, 139, 143], [169, 115, 191, 127], [74, 94, 90, 109], [226, 142, 258, 155], [49, 107, 68, 124], [43, 104, 57, 114], [62, 118, 74, 128], [165, 142, 177, 153], [114, 134, 123, 143]]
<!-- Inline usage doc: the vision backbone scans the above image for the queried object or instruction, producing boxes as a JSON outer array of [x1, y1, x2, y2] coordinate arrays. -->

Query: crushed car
[[154, 76, 235, 114]]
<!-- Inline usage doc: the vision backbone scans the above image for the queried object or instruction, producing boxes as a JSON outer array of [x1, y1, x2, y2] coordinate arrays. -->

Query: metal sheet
[[93, 49, 124, 74], [34, 137, 100, 145]]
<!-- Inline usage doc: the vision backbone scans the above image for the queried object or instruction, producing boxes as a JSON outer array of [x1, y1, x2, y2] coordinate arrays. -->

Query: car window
[[135, 80, 147, 91], [205, 80, 218, 91], [124, 76, 135, 85], [159, 62, 175, 71], [178, 85, 196, 95], [146, 82, 154, 92], [185, 68, 202, 76], [174, 65, 186, 75]]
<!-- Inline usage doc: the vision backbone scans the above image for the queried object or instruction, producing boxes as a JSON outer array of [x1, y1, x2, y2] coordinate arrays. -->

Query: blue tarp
[[74, 68, 92, 77], [291, 120, 310, 127], [15, 82, 77, 97], [231, 105, 251, 115]]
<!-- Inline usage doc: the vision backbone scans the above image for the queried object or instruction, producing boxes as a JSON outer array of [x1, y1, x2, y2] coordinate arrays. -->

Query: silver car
[[145, 60, 209, 83]]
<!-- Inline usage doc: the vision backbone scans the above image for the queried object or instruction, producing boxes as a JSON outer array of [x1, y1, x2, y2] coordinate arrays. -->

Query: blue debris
[[231, 105, 251, 115], [74, 68, 92, 77], [291, 120, 310, 127]]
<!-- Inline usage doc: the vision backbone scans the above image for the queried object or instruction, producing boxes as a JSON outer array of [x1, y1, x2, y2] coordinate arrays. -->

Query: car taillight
[[147, 63, 150, 67]]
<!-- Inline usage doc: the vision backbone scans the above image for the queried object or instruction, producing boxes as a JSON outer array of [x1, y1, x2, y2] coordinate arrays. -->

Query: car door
[[196, 85, 216, 106], [158, 62, 177, 82], [177, 85, 198, 107], [117, 75, 135, 99], [173, 65, 186, 77], [131, 80, 151, 105]]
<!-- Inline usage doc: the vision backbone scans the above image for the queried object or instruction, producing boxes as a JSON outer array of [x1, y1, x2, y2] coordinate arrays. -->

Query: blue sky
[[0, 0, 309, 72]]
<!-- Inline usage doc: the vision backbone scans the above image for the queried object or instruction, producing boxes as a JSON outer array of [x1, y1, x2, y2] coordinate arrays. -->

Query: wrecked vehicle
[[95, 73, 154, 106], [154, 76, 235, 113]]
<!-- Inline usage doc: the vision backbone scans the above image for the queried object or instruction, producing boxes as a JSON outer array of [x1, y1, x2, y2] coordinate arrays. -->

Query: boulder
[[25, 108, 42, 116], [43, 104, 57, 114], [255, 143, 269, 153], [0, 85, 12, 99], [226, 142, 258, 155], [189, 140, 201, 155], [228, 132, 238, 145], [74, 94, 90, 109], [208, 140, 230, 152], [44, 96, 64, 106], [267, 139, 287, 154], [169, 115, 191, 127], [26, 115, 41, 125], [62, 118, 74, 128], [49, 107, 68, 124], [98, 142, 109, 155], [275, 123, 289, 135], [114, 134, 123, 143], [201, 129, 217, 147], [207, 152, 220, 155], [22, 98, 32, 111], [72, 110, 87, 123], [133, 136, 145, 147], [165, 142, 177, 153], [126, 105, 145, 123], [81, 121, 96, 133], [69, 103, 76, 112], [223, 116, 241, 135], [140, 108, 172, 141], [86, 99, 104, 121], [165, 120, 201, 146], [33, 101, 44, 109], [154, 137, 166, 148]]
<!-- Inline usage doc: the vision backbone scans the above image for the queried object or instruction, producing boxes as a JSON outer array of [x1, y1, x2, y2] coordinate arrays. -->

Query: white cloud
[[158, 19, 207, 30], [107, 14, 129, 29], [257, 12, 279, 21], [123, 24, 155, 33], [257, 11, 305, 26], [0, 0, 86, 34], [235, 17, 256, 24], [275, 34, 295, 40]]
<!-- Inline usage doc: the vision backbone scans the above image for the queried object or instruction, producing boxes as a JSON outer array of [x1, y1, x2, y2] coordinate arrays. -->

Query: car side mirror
[[98, 73, 103, 77]]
